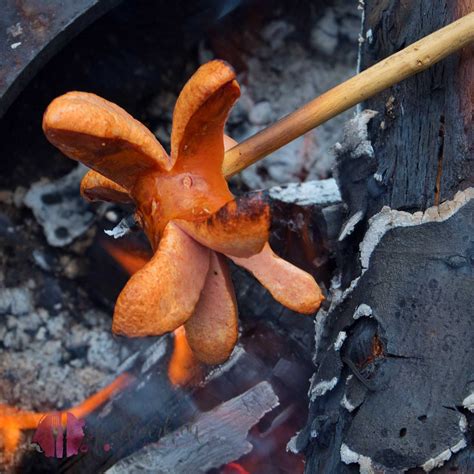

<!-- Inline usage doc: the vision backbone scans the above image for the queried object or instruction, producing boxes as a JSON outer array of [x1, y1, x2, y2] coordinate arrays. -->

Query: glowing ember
[[222, 462, 250, 474]]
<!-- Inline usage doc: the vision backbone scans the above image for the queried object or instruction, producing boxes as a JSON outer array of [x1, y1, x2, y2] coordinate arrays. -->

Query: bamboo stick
[[222, 11, 474, 178]]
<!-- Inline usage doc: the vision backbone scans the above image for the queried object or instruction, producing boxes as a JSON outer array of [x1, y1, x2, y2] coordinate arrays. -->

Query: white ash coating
[[334, 331, 347, 351], [309, 376, 338, 401], [421, 439, 467, 472], [462, 393, 474, 412], [340, 393, 357, 412], [24, 165, 94, 247], [106, 382, 279, 474], [353, 303, 372, 320], [340, 443, 374, 474], [269, 178, 341, 206]]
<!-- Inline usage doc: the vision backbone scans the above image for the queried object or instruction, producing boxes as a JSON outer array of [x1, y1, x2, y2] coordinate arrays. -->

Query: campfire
[[0, 1, 348, 471], [0, 1, 472, 473]]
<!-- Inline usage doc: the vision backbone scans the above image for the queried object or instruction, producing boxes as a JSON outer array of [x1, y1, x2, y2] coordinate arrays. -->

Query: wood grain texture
[[361, 0, 473, 215], [106, 382, 279, 474]]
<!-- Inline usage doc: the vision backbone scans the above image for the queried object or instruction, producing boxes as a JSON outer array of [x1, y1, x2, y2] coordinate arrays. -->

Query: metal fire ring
[[0, 0, 121, 118]]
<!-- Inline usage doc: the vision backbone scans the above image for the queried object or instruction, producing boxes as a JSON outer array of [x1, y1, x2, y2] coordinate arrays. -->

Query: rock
[[82, 308, 109, 327], [65, 324, 91, 351], [37, 278, 64, 313], [24, 164, 94, 247], [41, 340, 64, 365], [3, 329, 31, 350], [45, 313, 67, 337], [35, 326, 47, 341], [32, 249, 54, 272]]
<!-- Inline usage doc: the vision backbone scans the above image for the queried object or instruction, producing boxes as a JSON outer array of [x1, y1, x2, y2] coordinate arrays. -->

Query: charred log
[[106, 382, 279, 474], [302, 1, 474, 473]]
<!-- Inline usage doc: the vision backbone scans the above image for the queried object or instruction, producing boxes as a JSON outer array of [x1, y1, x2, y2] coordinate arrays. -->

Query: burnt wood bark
[[301, 2, 474, 473], [360, 0, 472, 217]]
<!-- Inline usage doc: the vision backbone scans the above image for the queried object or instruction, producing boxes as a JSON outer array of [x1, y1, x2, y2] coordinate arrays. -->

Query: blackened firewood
[[105, 382, 279, 474], [302, 3, 473, 471], [359, 1, 473, 218], [302, 190, 473, 472]]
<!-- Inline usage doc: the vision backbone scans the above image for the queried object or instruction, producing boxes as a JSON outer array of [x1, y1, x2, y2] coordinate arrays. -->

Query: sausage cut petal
[[43, 91, 170, 189], [81, 170, 132, 204], [185, 252, 238, 364], [113, 222, 210, 336], [174, 192, 270, 258], [171, 60, 240, 175], [229, 242, 324, 314], [169, 61, 239, 211]]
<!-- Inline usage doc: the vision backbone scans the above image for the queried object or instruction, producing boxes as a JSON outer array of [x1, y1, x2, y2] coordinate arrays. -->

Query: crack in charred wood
[[434, 114, 446, 206], [341, 357, 377, 392]]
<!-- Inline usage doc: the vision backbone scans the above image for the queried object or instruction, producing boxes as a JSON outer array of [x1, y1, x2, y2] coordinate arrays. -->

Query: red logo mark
[[32, 412, 85, 458]]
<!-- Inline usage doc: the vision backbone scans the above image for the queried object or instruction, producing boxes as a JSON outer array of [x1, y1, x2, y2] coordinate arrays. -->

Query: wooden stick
[[222, 12, 474, 178]]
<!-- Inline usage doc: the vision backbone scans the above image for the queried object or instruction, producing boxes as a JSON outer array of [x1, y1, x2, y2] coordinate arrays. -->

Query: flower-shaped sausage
[[43, 60, 324, 364]]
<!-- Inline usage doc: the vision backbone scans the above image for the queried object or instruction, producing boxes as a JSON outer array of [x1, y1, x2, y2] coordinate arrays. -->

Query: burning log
[[35, 338, 197, 473], [106, 381, 279, 474], [47, 189, 329, 472], [51, 319, 313, 473]]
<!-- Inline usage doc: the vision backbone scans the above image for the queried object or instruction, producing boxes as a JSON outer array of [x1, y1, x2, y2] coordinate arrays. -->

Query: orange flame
[[102, 240, 201, 386], [102, 240, 150, 275], [168, 326, 202, 386], [0, 373, 132, 464]]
